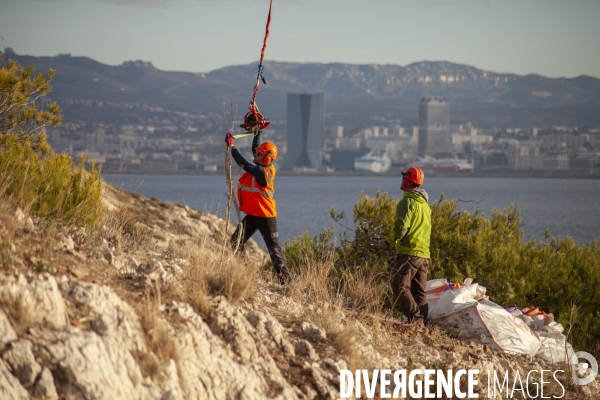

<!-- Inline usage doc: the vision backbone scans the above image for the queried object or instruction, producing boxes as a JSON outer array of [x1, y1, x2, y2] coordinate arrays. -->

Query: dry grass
[[303, 305, 375, 372], [137, 285, 179, 382], [100, 207, 153, 254], [283, 242, 390, 371], [284, 233, 389, 318], [331, 326, 371, 371], [168, 237, 259, 317], [343, 267, 389, 316], [0, 292, 34, 336], [286, 250, 337, 305], [0, 166, 36, 219], [0, 204, 21, 270]]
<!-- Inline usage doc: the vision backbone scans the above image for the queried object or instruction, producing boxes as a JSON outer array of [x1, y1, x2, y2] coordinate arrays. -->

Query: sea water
[[106, 174, 600, 248]]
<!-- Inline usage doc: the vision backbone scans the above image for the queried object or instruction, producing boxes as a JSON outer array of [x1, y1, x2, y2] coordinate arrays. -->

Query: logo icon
[[572, 351, 598, 386]]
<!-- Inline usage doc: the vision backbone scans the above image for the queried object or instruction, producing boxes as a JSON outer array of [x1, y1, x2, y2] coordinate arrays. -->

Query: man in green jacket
[[380, 166, 431, 323]]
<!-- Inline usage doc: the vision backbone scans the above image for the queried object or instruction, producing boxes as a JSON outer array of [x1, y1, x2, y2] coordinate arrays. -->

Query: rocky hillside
[[0, 182, 598, 399]]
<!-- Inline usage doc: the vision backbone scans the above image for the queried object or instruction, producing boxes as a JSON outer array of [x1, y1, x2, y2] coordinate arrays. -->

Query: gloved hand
[[225, 132, 234, 147]]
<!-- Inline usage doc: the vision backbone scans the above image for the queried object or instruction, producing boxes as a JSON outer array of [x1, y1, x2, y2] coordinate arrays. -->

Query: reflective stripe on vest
[[237, 166, 277, 217], [237, 169, 274, 198]]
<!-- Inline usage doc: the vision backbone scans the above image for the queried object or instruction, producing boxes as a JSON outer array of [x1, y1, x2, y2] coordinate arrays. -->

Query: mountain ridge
[[5, 48, 600, 128]]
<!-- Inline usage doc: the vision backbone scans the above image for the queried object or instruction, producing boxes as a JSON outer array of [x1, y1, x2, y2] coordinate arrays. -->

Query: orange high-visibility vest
[[237, 165, 277, 217]]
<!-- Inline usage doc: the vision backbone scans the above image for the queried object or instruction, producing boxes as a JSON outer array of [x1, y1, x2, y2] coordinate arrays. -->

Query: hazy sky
[[1, 0, 599, 78]]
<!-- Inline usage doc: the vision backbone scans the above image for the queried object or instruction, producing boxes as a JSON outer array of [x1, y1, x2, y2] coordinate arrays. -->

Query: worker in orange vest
[[225, 131, 293, 285]]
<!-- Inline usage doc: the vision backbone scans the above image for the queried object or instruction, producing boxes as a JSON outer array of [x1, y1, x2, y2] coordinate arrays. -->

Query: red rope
[[259, 0, 273, 64], [251, 0, 273, 105]]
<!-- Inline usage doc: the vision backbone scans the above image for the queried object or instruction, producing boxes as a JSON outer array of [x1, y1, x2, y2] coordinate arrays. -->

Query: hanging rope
[[240, 0, 273, 133], [252, 0, 273, 105]]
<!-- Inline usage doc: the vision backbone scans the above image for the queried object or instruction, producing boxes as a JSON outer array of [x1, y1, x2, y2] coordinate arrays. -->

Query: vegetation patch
[[1, 56, 103, 229], [283, 190, 600, 358]]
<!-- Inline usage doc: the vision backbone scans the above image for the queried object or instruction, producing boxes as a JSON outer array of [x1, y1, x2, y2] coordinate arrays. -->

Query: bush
[[0, 56, 62, 140], [284, 190, 600, 357], [0, 56, 103, 227]]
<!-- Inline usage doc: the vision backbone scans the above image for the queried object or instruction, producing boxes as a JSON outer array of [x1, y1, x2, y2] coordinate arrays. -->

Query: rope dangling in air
[[240, 0, 273, 134]]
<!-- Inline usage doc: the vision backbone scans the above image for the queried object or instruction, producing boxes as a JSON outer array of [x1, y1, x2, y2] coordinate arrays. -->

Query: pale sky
[[1, 0, 599, 78]]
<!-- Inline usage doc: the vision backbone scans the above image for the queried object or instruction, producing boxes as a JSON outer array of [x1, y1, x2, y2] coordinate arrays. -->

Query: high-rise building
[[283, 93, 324, 169], [418, 97, 450, 157]]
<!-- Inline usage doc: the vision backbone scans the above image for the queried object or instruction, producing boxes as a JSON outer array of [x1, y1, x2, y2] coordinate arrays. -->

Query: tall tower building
[[418, 97, 450, 157], [284, 93, 324, 169]]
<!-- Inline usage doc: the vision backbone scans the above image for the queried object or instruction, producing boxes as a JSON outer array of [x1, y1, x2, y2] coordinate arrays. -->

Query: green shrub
[[0, 134, 103, 227], [284, 190, 600, 357], [0, 56, 103, 227], [283, 226, 338, 273], [0, 57, 62, 140]]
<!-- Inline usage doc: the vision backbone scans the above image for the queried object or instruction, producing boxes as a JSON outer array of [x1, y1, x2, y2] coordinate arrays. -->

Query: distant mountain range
[[6, 48, 600, 128]]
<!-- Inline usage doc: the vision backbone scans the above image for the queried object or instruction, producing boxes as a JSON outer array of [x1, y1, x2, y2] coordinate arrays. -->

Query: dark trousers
[[231, 215, 291, 283], [390, 254, 429, 320]]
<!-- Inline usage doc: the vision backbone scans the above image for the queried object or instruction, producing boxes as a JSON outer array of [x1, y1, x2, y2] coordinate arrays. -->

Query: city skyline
[[2, 0, 600, 79]]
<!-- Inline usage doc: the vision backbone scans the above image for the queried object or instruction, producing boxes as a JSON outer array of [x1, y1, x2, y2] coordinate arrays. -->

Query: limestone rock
[[210, 297, 261, 363], [295, 340, 318, 360], [301, 322, 327, 342], [2, 339, 41, 389], [56, 234, 75, 253], [25, 217, 35, 231], [32, 367, 59, 400], [300, 384, 318, 400], [247, 311, 295, 357], [65, 281, 147, 352], [173, 302, 297, 399], [323, 358, 348, 375], [15, 208, 25, 223], [0, 274, 68, 329], [0, 310, 17, 351], [31, 326, 161, 400], [0, 358, 28, 400], [311, 365, 338, 399], [356, 343, 384, 368]]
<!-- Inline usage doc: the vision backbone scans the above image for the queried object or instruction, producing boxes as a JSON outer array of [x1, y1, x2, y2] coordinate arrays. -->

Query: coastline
[[101, 169, 600, 179]]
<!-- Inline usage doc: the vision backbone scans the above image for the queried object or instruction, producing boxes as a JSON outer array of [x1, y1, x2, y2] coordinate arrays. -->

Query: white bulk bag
[[428, 283, 541, 357]]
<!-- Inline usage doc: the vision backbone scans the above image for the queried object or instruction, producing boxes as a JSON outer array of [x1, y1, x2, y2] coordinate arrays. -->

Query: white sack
[[428, 283, 541, 357], [536, 333, 578, 365]]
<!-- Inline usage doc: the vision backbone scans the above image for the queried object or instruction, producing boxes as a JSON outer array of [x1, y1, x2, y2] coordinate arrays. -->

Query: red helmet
[[402, 166, 424, 186], [256, 142, 278, 164]]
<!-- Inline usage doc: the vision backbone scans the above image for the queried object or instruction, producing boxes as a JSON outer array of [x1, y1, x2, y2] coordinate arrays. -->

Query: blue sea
[[105, 174, 600, 248]]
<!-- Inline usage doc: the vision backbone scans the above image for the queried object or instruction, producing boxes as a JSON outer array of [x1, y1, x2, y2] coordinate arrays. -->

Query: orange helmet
[[402, 166, 424, 186], [255, 142, 278, 164]]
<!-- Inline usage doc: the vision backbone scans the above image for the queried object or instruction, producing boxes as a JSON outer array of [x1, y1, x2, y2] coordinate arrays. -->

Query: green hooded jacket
[[386, 189, 431, 258]]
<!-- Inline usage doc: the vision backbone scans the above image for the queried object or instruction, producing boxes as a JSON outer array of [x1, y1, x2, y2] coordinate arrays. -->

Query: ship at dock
[[411, 155, 474, 174], [354, 150, 392, 173]]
